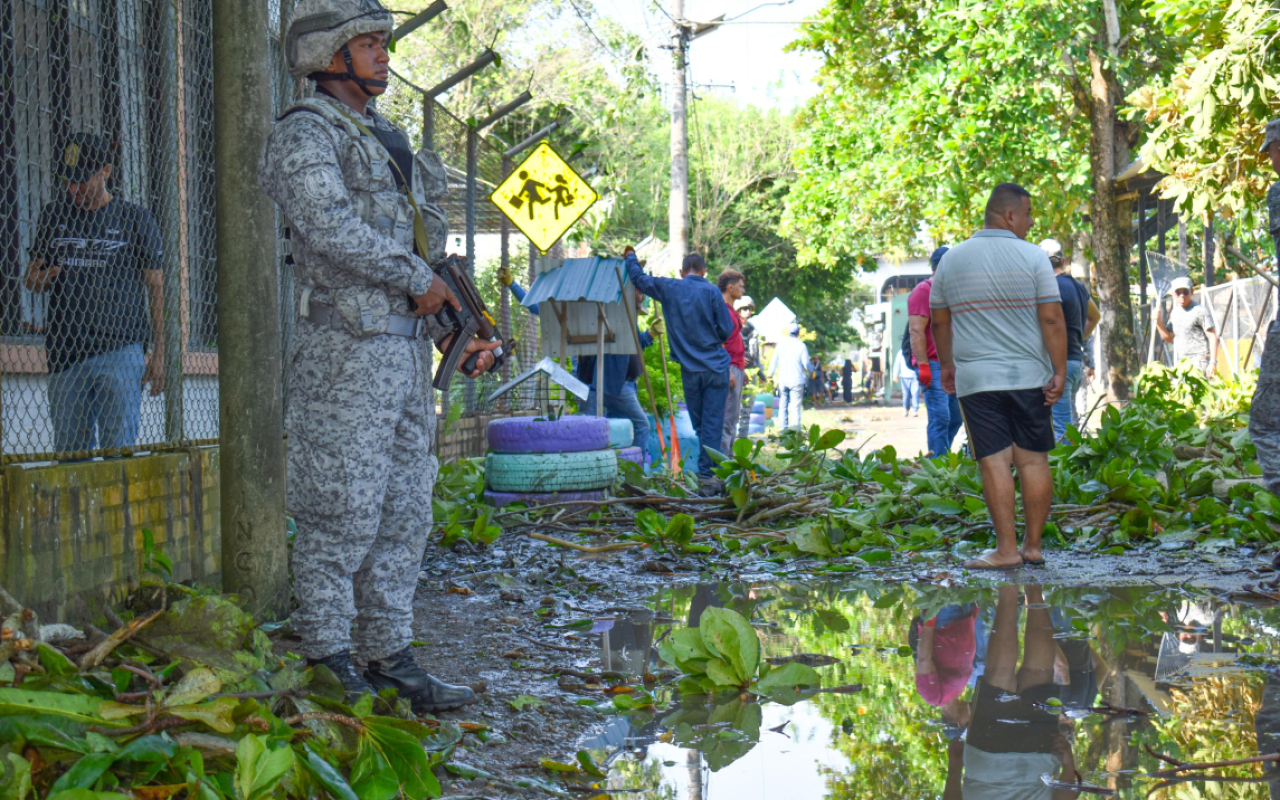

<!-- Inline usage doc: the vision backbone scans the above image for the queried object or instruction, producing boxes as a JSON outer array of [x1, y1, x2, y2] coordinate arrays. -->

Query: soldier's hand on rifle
[[413, 274, 461, 316], [498, 266, 514, 287], [438, 335, 501, 377]]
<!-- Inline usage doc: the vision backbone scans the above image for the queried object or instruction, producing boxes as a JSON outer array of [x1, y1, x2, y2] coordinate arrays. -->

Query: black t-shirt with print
[[30, 198, 162, 372]]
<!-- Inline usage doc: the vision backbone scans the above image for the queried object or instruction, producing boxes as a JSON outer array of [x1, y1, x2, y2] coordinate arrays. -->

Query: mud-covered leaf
[[167, 697, 238, 734], [163, 667, 222, 708], [137, 597, 263, 683], [96, 701, 146, 721]]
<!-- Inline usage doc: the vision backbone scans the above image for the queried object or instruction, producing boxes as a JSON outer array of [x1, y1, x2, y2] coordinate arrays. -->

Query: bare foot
[[1019, 547, 1045, 565], [964, 549, 1023, 570]]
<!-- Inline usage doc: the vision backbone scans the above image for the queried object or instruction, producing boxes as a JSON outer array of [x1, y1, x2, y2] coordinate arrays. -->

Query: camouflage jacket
[[258, 92, 450, 322]]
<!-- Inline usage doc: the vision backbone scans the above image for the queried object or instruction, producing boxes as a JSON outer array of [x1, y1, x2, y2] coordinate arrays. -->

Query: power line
[[565, 0, 612, 54]]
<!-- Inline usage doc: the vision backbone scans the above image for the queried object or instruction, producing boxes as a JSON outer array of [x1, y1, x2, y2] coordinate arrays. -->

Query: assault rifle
[[424, 254, 509, 392]]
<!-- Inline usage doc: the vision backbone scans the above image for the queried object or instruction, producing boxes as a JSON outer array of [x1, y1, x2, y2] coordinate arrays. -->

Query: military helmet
[[285, 0, 393, 81]]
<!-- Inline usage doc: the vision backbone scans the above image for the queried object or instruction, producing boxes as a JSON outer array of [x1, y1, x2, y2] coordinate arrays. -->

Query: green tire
[[485, 450, 618, 493]]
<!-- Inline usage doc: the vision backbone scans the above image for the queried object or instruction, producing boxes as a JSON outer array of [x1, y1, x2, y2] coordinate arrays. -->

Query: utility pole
[[212, 0, 288, 619], [670, 0, 690, 260]]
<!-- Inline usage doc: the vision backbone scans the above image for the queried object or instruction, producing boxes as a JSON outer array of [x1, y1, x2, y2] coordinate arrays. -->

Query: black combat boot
[[306, 652, 373, 701], [365, 648, 477, 713]]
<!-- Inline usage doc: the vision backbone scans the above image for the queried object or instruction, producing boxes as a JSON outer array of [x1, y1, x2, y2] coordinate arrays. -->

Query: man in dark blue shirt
[[1039, 239, 1098, 441], [26, 134, 164, 454], [624, 246, 734, 481]]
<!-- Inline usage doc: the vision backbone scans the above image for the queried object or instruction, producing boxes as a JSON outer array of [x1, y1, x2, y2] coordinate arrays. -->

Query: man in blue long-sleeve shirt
[[500, 265, 651, 449], [624, 246, 735, 481]]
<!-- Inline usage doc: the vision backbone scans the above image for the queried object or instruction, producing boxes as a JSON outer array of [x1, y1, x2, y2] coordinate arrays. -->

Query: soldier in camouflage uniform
[[259, 0, 497, 711], [1252, 118, 1280, 497]]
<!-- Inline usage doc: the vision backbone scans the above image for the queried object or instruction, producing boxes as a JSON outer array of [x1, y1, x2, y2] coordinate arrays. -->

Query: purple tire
[[749, 413, 766, 424], [483, 489, 605, 512], [617, 446, 644, 465], [487, 415, 610, 454]]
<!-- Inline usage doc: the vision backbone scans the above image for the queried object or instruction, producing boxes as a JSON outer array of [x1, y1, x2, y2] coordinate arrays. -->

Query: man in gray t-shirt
[[1155, 276, 1218, 377], [930, 183, 1067, 572]]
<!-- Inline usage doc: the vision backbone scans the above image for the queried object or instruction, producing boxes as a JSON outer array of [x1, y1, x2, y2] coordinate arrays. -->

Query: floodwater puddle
[[577, 581, 1280, 799]]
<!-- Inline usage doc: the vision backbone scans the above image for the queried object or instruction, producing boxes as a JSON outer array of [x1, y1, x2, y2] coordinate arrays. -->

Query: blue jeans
[[585, 380, 650, 449], [48, 343, 146, 453], [779, 385, 805, 430], [922, 360, 962, 459], [681, 367, 729, 477], [901, 374, 920, 413], [1051, 360, 1084, 442]]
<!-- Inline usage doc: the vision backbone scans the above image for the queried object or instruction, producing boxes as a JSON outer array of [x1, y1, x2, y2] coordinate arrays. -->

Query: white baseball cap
[[1168, 276, 1193, 295], [1039, 238, 1064, 262], [735, 295, 755, 310]]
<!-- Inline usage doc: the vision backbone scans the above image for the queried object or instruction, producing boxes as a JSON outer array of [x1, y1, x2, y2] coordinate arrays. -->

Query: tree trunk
[[1087, 47, 1138, 400]]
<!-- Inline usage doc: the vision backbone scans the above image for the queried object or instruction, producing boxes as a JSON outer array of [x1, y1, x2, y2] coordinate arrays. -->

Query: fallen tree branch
[[526, 532, 644, 553]]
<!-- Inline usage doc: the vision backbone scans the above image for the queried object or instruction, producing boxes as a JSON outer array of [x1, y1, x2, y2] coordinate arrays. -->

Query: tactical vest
[[280, 96, 450, 265]]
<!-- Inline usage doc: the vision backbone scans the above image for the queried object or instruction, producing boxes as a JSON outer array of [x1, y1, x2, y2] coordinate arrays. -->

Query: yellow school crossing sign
[[490, 142, 598, 253]]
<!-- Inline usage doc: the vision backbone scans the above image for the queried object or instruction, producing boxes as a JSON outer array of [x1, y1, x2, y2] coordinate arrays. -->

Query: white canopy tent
[[752, 297, 798, 344]]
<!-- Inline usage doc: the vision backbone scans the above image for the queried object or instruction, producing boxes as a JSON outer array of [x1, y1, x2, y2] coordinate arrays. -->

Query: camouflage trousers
[[286, 320, 438, 661], [1251, 321, 1280, 497]]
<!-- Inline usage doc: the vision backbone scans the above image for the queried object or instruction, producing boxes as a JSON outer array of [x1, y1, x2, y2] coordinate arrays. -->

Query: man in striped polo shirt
[[929, 183, 1068, 570]]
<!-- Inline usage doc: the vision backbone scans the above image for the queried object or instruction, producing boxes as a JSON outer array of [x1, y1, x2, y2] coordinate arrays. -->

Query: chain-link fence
[[3, 4, 549, 463], [2, 0, 218, 463], [1136, 255, 1276, 376]]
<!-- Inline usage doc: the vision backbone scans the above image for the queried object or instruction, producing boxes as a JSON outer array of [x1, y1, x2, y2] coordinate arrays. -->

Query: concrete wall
[[0, 447, 221, 622], [2, 410, 536, 622]]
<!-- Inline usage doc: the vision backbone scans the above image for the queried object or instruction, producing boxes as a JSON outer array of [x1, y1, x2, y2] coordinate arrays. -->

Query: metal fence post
[[213, 0, 288, 619], [149, 0, 183, 444], [464, 124, 478, 412], [499, 154, 512, 387]]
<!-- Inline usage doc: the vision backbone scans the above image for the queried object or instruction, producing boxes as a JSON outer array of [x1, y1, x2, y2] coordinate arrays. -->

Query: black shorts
[[870, 357, 881, 372], [958, 388, 1054, 460], [967, 679, 1061, 755]]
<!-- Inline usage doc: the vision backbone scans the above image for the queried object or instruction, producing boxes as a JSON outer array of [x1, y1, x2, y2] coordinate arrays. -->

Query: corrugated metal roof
[[522, 256, 630, 307]]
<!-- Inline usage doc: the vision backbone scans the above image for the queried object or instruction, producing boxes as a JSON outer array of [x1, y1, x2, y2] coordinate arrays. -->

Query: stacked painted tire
[[606, 418, 645, 469], [748, 396, 767, 436], [484, 416, 617, 509]]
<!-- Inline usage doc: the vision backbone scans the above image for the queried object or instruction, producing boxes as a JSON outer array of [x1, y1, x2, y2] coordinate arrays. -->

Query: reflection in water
[[581, 581, 1280, 800]]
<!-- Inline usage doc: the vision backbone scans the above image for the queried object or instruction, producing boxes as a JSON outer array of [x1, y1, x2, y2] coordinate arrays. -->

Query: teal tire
[[607, 418, 634, 448], [485, 450, 618, 493]]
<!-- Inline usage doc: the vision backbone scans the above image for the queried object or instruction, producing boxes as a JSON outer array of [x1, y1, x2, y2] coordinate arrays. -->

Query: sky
[[599, 0, 827, 111]]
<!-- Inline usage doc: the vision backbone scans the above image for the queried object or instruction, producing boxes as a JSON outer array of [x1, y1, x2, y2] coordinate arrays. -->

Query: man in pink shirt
[[912, 604, 977, 731], [719, 269, 747, 453], [909, 246, 963, 458]]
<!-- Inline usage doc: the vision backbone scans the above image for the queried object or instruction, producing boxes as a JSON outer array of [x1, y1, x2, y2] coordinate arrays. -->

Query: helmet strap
[[310, 43, 389, 97]]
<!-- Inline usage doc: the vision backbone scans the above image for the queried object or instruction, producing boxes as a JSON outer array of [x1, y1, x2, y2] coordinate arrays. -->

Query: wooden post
[[595, 303, 605, 418]]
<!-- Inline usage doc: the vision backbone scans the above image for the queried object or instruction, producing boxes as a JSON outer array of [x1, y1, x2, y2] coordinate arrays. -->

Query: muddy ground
[[280, 531, 1280, 798]]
